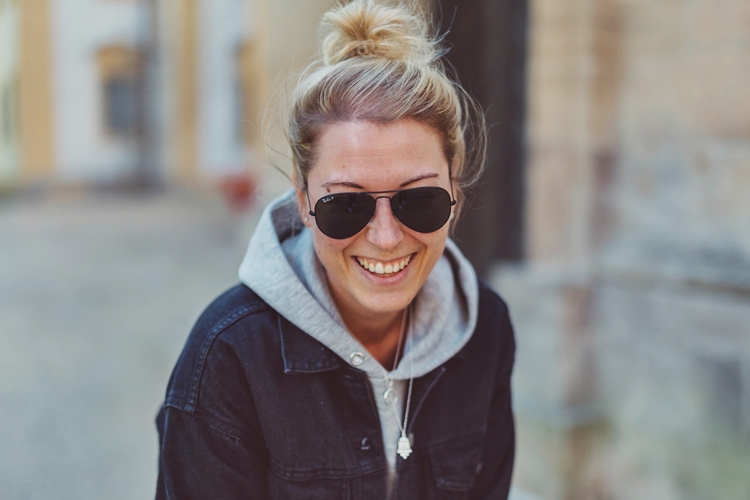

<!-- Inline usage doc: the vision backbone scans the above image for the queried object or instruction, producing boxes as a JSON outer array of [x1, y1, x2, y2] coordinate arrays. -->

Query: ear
[[295, 186, 312, 228]]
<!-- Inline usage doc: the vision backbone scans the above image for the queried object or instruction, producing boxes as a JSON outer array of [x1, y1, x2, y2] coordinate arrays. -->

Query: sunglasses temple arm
[[305, 189, 316, 216], [448, 166, 457, 206]]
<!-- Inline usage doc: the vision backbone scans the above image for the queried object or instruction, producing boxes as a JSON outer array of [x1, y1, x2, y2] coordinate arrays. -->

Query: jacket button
[[349, 352, 365, 366]]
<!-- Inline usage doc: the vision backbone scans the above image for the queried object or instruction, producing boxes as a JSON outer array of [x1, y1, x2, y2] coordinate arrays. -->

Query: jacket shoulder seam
[[185, 302, 271, 412]]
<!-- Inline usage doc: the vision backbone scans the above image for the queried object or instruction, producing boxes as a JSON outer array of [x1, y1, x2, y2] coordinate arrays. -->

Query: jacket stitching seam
[[163, 403, 243, 443], [428, 429, 486, 453], [278, 313, 290, 372], [278, 314, 344, 374], [331, 369, 374, 473], [186, 304, 267, 411], [269, 459, 383, 481], [407, 365, 447, 434]]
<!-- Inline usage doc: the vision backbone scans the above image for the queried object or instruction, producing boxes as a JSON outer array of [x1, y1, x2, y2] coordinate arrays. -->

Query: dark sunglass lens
[[392, 187, 452, 233], [314, 192, 376, 239]]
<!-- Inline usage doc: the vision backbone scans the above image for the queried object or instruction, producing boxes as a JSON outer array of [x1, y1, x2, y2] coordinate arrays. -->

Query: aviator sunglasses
[[307, 185, 457, 239]]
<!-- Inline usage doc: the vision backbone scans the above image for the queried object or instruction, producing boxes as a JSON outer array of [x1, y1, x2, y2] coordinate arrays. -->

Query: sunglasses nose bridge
[[371, 195, 397, 219], [372, 194, 404, 224], [365, 195, 403, 248]]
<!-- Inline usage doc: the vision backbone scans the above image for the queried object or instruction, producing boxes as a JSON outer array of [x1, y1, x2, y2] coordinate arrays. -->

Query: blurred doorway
[[435, 0, 528, 276]]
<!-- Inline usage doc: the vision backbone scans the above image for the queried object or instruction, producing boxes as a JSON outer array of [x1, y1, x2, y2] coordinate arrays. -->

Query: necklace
[[382, 306, 414, 460]]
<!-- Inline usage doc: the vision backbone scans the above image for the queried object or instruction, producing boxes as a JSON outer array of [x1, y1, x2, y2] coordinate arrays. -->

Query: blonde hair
[[287, 0, 486, 214]]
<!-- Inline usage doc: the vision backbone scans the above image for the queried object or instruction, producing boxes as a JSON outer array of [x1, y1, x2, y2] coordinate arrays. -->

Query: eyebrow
[[321, 173, 440, 190]]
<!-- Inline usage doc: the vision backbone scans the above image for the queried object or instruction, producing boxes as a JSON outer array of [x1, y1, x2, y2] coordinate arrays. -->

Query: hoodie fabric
[[238, 190, 479, 488]]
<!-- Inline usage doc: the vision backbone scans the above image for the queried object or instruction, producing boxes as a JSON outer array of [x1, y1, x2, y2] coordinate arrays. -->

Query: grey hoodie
[[238, 190, 479, 489]]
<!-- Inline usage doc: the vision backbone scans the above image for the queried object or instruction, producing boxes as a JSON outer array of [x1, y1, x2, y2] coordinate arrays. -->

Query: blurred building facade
[[0, 0, 18, 179], [0, 0, 441, 191], [0, 0, 53, 184], [0, 0, 267, 187], [492, 0, 750, 499]]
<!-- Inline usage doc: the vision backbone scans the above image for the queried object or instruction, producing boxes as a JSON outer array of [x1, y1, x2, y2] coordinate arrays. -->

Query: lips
[[355, 254, 413, 276]]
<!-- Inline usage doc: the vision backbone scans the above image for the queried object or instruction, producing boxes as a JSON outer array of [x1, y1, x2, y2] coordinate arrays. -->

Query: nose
[[366, 197, 403, 250]]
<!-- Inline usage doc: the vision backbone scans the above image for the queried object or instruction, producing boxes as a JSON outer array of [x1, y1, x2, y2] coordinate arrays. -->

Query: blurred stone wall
[[493, 0, 750, 499]]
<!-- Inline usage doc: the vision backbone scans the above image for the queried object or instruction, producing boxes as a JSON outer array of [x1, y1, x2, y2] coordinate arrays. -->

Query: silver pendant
[[397, 435, 412, 459], [383, 387, 396, 403]]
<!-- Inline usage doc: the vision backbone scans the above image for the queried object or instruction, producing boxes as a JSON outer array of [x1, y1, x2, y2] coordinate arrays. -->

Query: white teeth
[[356, 255, 412, 275]]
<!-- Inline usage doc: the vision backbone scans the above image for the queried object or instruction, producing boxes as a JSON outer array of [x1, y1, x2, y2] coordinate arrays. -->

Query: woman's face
[[297, 119, 453, 323]]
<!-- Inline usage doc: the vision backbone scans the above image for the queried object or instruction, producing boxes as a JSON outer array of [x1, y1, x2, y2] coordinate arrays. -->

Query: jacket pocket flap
[[429, 432, 485, 492]]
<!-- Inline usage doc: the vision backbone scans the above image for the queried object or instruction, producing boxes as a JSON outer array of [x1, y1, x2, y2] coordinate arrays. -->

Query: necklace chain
[[382, 306, 414, 460]]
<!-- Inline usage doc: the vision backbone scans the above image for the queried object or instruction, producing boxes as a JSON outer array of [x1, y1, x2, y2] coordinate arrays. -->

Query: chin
[[356, 288, 416, 315]]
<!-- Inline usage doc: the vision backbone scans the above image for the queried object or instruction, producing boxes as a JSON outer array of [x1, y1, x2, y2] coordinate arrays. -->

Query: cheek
[[311, 230, 353, 265], [416, 231, 449, 265], [418, 227, 449, 250]]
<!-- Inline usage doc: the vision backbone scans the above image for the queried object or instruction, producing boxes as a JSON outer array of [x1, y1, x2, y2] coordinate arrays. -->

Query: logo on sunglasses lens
[[321, 196, 334, 203]]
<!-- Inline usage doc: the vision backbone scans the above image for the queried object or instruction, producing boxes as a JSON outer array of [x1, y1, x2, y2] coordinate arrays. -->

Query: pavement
[[0, 188, 259, 500]]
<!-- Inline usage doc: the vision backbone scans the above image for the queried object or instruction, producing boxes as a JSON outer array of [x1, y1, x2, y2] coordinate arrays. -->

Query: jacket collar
[[278, 309, 468, 375], [278, 314, 344, 374]]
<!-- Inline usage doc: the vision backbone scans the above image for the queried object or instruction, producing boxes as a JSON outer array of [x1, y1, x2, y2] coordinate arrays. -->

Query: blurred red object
[[219, 171, 257, 213]]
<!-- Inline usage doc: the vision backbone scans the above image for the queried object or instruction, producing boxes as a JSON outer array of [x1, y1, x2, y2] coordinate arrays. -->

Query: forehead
[[309, 119, 448, 188]]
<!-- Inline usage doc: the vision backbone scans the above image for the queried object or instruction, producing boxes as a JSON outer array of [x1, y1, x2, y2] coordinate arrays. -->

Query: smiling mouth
[[356, 254, 413, 276]]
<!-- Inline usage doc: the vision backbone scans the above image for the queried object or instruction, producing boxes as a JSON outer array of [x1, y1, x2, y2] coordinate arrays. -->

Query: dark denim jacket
[[156, 281, 515, 499]]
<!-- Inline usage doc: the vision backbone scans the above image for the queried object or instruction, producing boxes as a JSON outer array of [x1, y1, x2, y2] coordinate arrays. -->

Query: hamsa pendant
[[397, 435, 413, 459]]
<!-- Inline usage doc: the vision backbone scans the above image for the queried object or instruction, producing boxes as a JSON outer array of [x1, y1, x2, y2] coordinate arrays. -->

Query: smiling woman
[[155, 1, 516, 499], [300, 120, 453, 351]]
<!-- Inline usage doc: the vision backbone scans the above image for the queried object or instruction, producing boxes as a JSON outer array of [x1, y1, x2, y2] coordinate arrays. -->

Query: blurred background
[[0, 0, 748, 499]]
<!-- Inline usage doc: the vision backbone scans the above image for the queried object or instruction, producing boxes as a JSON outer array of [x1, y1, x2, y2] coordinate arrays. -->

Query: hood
[[238, 190, 479, 380]]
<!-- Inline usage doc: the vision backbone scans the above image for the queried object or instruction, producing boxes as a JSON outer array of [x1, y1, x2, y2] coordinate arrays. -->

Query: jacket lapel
[[278, 314, 344, 374]]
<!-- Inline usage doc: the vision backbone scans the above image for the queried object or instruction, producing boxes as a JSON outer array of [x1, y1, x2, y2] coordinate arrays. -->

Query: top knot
[[321, 0, 437, 66]]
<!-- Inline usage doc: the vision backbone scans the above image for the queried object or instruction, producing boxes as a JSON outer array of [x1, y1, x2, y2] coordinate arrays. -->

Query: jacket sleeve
[[469, 294, 516, 499], [155, 334, 269, 499], [156, 406, 267, 499]]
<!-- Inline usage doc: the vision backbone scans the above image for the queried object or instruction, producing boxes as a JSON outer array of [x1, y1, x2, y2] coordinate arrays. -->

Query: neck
[[338, 307, 406, 368]]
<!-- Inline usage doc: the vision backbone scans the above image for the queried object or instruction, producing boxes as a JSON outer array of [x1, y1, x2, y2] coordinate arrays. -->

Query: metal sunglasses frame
[[306, 184, 457, 236]]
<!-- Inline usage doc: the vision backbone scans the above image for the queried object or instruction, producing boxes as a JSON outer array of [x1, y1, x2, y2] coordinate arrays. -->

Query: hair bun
[[321, 0, 437, 66]]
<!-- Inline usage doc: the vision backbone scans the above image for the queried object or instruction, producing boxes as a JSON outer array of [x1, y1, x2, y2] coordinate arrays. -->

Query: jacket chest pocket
[[427, 432, 485, 499]]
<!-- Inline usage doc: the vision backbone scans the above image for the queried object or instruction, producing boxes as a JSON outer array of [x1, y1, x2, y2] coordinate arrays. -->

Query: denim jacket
[[155, 281, 515, 499]]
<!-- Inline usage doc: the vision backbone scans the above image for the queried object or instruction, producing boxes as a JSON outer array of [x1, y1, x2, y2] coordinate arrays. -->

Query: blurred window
[[104, 76, 136, 135], [1, 82, 15, 143], [96, 45, 139, 138]]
